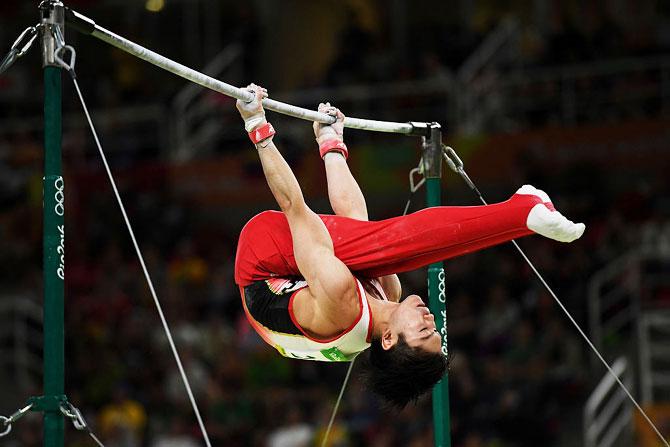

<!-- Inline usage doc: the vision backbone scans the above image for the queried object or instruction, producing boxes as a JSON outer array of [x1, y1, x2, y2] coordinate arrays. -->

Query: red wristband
[[248, 122, 275, 144], [319, 139, 348, 159]]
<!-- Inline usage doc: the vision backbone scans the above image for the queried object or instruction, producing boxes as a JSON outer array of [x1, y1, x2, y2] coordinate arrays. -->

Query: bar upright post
[[422, 123, 451, 447], [41, 2, 66, 446]]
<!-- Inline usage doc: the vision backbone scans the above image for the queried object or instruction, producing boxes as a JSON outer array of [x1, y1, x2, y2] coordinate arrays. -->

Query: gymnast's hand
[[313, 103, 345, 144], [237, 83, 268, 131]]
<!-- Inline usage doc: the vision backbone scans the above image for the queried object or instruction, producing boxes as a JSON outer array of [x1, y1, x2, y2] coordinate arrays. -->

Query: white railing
[[171, 43, 242, 160], [584, 356, 633, 447], [458, 17, 520, 83], [588, 249, 643, 360], [456, 17, 521, 133], [0, 295, 43, 391], [0, 104, 167, 153], [638, 310, 670, 404], [588, 232, 670, 365]]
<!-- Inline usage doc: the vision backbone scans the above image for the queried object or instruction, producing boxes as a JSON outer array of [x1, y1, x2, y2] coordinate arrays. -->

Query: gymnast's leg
[[327, 184, 584, 277], [235, 185, 584, 284]]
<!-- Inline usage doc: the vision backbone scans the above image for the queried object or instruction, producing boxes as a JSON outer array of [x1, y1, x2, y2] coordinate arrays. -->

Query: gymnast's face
[[384, 295, 441, 353]]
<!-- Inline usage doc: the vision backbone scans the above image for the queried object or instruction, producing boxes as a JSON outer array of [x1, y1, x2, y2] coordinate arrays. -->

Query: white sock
[[517, 184, 586, 243], [515, 184, 551, 202], [527, 204, 585, 243]]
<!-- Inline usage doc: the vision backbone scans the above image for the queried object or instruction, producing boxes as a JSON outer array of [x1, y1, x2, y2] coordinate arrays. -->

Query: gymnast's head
[[361, 295, 448, 409]]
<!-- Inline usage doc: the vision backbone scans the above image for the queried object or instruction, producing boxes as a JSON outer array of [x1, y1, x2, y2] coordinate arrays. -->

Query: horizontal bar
[[65, 8, 418, 135]]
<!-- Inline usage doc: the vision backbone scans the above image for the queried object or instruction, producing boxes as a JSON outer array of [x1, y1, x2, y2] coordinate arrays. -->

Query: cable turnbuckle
[[54, 45, 77, 76], [441, 144, 477, 192], [12, 26, 39, 57], [0, 25, 41, 75], [409, 158, 425, 193], [60, 402, 88, 431], [0, 403, 34, 438], [60, 402, 106, 447], [441, 144, 462, 173]]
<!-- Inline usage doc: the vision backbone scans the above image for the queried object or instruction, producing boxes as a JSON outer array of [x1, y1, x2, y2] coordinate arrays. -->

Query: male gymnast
[[234, 84, 585, 408]]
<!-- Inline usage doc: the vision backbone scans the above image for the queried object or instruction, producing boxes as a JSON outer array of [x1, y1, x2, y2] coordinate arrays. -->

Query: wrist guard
[[319, 139, 348, 160], [248, 122, 275, 145]]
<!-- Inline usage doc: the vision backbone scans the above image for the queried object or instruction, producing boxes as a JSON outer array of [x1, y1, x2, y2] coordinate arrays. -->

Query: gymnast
[[233, 84, 585, 408]]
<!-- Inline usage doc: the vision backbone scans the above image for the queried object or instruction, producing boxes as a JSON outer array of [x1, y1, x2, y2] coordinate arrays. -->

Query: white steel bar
[[85, 24, 415, 134]]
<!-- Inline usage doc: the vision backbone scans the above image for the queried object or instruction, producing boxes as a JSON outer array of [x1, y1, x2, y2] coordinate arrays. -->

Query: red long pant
[[234, 193, 543, 287]]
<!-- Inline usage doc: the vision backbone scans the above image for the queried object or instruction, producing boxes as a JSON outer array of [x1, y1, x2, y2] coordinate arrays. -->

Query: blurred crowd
[[0, 134, 667, 446], [324, 1, 670, 86], [1, 1, 670, 446], [2, 1, 670, 129]]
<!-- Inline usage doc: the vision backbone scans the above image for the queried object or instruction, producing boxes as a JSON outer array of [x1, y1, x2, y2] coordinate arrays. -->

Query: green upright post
[[423, 123, 451, 447], [41, 2, 66, 446]]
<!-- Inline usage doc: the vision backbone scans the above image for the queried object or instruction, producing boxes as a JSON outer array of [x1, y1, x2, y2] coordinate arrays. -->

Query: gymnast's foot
[[515, 185, 585, 243]]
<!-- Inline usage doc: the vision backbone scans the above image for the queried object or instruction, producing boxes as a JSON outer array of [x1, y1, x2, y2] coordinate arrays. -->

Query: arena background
[[1, 1, 670, 446]]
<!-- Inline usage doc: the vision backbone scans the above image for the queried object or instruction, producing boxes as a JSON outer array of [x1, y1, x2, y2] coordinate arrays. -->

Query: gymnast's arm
[[236, 86, 360, 333], [314, 104, 402, 302], [314, 103, 369, 221]]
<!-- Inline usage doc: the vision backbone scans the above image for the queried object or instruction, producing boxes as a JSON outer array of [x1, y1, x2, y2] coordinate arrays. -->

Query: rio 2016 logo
[[428, 268, 449, 356], [54, 176, 65, 280], [437, 268, 448, 357], [57, 224, 64, 280]]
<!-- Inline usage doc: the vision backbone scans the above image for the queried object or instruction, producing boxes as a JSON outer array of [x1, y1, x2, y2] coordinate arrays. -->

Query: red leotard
[[235, 193, 543, 287]]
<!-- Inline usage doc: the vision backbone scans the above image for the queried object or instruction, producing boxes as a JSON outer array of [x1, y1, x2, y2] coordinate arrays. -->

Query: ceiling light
[[145, 0, 165, 13]]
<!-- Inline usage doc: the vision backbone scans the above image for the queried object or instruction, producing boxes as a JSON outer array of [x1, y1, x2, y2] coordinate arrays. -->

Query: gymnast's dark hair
[[360, 334, 448, 409]]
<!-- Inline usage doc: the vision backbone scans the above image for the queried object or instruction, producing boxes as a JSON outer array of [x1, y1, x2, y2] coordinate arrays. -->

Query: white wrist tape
[[244, 115, 266, 132], [323, 152, 345, 161]]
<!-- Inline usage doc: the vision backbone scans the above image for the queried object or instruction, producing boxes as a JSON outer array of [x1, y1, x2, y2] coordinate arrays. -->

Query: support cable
[[321, 360, 355, 447], [54, 45, 212, 447], [442, 145, 669, 447]]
